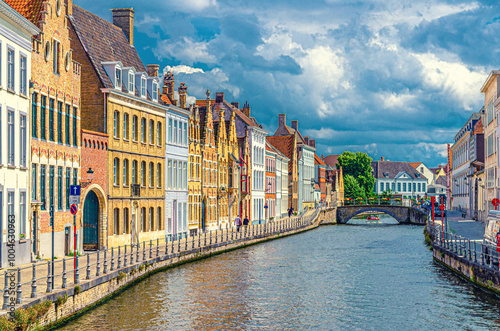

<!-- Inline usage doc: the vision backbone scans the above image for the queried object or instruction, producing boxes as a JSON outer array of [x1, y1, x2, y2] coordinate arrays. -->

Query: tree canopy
[[337, 151, 375, 198]]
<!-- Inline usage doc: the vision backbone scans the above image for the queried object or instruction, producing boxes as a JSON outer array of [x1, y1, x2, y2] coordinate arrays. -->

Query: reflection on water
[[59, 225, 500, 331], [348, 212, 399, 225]]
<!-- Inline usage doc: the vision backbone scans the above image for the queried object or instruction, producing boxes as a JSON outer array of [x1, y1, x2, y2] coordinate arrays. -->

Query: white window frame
[[20, 53, 27, 95], [128, 72, 134, 93], [7, 46, 15, 90], [115, 66, 121, 90], [7, 108, 15, 166], [152, 82, 158, 101], [20, 112, 26, 167], [141, 77, 146, 98]]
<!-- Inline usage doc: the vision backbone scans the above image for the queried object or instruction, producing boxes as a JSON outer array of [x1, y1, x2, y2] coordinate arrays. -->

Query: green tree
[[337, 151, 375, 197], [344, 174, 366, 199]]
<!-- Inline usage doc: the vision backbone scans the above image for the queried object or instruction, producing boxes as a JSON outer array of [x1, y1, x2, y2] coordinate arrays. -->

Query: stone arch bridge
[[337, 205, 427, 224]]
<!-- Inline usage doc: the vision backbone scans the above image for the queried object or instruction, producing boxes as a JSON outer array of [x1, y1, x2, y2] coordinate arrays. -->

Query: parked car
[[434, 205, 446, 217]]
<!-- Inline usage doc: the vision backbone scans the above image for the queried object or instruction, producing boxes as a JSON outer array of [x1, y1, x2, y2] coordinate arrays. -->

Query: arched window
[[157, 163, 161, 188], [141, 207, 146, 232], [113, 158, 119, 185], [123, 159, 129, 186], [132, 160, 138, 184], [141, 117, 146, 143], [149, 119, 154, 144], [84, 139, 87, 148], [141, 161, 146, 186], [113, 208, 119, 235], [149, 207, 154, 232], [132, 115, 138, 141], [157, 122, 162, 146], [113, 111, 120, 138], [149, 162, 154, 187], [157, 207, 161, 231], [123, 113, 129, 140], [123, 207, 129, 234]]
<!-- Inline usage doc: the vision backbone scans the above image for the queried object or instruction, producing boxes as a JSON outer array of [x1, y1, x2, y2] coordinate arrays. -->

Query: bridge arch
[[344, 208, 402, 223], [336, 205, 427, 225]]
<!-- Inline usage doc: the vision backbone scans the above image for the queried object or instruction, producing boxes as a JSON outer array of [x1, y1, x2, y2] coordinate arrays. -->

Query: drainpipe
[[217, 151, 220, 227]]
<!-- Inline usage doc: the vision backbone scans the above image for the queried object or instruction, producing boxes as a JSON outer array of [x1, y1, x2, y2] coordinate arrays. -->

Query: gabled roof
[[69, 5, 147, 89], [4, 0, 43, 26], [314, 153, 326, 166], [267, 135, 295, 161], [371, 161, 427, 180], [322, 154, 340, 168], [409, 162, 422, 169]]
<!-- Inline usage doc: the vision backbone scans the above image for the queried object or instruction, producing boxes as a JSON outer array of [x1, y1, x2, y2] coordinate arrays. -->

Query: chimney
[[215, 92, 224, 104], [304, 136, 309, 145], [178, 83, 187, 108], [147, 64, 159, 77], [111, 8, 134, 45], [291, 120, 298, 131], [309, 139, 315, 148], [163, 71, 175, 104], [231, 102, 239, 108], [321, 154, 324, 159], [243, 101, 250, 118], [278, 113, 286, 128], [381, 156, 385, 161]]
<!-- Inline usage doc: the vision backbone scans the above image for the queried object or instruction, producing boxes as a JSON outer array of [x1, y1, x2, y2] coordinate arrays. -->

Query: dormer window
[[141, 77, 146, 97], [115, 67, 122, 89], [152, 82, 158, 101], [128, 72, 134, 92]]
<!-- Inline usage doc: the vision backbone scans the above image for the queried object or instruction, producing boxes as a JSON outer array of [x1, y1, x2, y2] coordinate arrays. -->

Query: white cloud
[[414, 52, 487, 110], [377, 90, 418, 111], [255, 29, 304, 61], [135, 14, 160, 27], [155, 38, 217, 65], [172, 0, 217, 12], [415, 142, 448, 158], [164, 65, 205, 75]]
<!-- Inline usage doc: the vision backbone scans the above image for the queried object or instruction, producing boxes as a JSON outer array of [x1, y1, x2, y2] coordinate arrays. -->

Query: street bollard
[[205, 231, 207, 247], [157, 238, 160, 257], [16, 268, 22, 304], [192, 234, 195, 249], [112, 247, 115, 271], [124, 245, 127, 267], [150, 240, 153, 259], [46, 261, 52, 293], [130, 244, 134, 265], [86, 254, 91, 280], [165, 236, 169, 255], [104, 250, 108, 274], [178, 235, 181, 253], [62, 259, 67, 289], [31, 264, 37, 298], [75, 255, 80, 284], [215, 229, 217, 244], [96, 251, 101, 276], [140, 242, 143, 262]]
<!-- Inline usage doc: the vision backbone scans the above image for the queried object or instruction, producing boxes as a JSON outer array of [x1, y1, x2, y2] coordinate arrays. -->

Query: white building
[[0, 3, 39, 266], [372, 160, 428, 199], [250, 126, 268, 224], [409, 162, 434, 187], [165, 104, 190, 240]]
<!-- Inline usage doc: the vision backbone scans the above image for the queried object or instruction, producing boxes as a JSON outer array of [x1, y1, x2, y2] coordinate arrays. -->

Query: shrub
[[138, 264, 145, 272], [117, 271, 126, 281], [145, 262, 150, 268], [129, 268, 137, 276], [55, 294, 68, 307], [74, 285, 81, 295], [0, 316, 15, 331]]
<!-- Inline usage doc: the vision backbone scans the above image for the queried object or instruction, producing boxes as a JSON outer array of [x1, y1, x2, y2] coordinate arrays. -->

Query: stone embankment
[[0, 207, 335, 330]]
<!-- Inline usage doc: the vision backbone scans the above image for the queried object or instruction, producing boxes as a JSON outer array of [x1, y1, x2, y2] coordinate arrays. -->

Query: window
[[40, 165, 46, 210], [115, 67, 121, 89], [132, 116, 138, 141], [141, 77, 146, 97], [113, 208, 119, 235], [183, 122, 187, 146], [422, 183, 426, 192], [114, 111, 120, 138], [173, 161, 177, 189], [123, 208, 129, 234], [149, 120, 154, 144], [65, 105, 70, 144], [173, 120, 177, 144], [152, 82, 158, 101], [41, 96, 46, 140], [7, 109, 14, 166], [20, 192, 26, 236], [20, 54, 27, 95], [7, 192, 14, 223], [32, 164, 37, 200], [178, 121, 182, 145], [123, 113, 129, 139], [20, 114, 26, 166], [73, 168, 78, 185], [168, 119, 172, 143], [183, 162, 187, 190], [149, 162, 154, 187], [418, 183, 421, 192], [49, 99, 54, 141], [157, 163, 161, 188], [149, 207, 154, 231], [57, 102, 63, 143], [168, 160, 172, 189], [413, 183, 416, 192], [53, 40, 60, 74], [380, 182, 383, 192], [402, 183, 406, 192], [128, 72, 134, 92], [66, 168, 70, 209], [141, 161, 146, 186], [157, 122, 162, 146], [123, 159, 129, 186], [141, 117, 146, 143], [132, 160, 138, 184], [141, 207, 146, 232], [113, 158, 119, 185], [7, 48, 14, 90], [57, 167, 63, 210], [157, 207, 161, 230], [73, 107, 77, 146], [49, 166, 54, 209], [32, 93, 38, 138], [397, 182, 401, 192]]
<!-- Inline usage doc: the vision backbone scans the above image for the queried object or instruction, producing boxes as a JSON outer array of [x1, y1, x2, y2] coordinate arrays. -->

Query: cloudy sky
[[75, 0, 496, 167]]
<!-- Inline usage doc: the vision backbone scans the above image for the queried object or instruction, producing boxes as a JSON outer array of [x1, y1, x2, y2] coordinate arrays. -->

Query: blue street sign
[[70, 185, 81, 196]]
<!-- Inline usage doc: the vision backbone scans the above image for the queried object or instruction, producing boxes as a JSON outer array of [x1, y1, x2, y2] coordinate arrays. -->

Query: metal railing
[[0, 208, 327, 310]]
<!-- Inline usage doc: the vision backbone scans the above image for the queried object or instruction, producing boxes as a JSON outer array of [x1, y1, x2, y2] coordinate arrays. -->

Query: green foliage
[[55, 294, 68, 307], [138, 264, 145, 272], [117, 271, 126, 281], [145, 262, 151, 268], [0, 316, 15, 331], [337, 151, 376, 197], [74, 285, 81, 295], [130, 268, 137, 276], [0, 300, 52, 331], [344, 174, 366, 199]]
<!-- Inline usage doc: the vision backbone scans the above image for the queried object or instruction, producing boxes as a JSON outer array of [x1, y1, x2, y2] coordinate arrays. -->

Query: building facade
[[372, 160, 427, 199], [265, 144, 277, 220], [70, 6, 166, 248], [0, 1, 39, 266]]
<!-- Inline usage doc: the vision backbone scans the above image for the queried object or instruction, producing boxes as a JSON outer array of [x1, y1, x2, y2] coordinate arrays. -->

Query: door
[[201, 199, 206, 231], [83, 190, 99, 250]]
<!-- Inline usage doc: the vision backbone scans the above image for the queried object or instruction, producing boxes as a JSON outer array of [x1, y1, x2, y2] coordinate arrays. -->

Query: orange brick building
[[6, 0, 83, 258]]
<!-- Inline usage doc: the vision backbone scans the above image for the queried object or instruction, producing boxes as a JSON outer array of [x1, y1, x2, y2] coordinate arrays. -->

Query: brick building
[[6, 0, 83, 258], [69, 6, 166, 248]]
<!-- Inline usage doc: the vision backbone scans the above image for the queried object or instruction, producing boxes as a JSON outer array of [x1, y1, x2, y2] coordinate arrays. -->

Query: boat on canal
[[367, 215, 380, 222]]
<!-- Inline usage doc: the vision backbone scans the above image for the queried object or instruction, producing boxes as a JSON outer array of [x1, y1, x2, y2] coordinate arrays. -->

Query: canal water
[[59, 214, 500, 330]]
